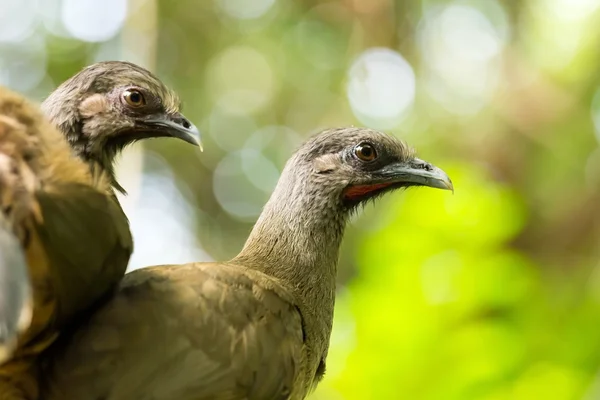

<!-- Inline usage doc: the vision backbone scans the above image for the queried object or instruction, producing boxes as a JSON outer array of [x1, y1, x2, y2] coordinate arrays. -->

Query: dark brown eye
[[354, 143, 377, 162], [123, 89, 146, 107]]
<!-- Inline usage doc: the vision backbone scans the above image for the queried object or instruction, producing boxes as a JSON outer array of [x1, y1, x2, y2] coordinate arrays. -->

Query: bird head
[[41, 61, 201, 191], [289, 127, 453, 210], [237, 126, 453, 292]]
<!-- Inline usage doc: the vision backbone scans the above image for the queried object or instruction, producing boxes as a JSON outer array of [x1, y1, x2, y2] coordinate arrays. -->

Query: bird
[[0, 62, 201, 399], [39, 127, 453, 400]]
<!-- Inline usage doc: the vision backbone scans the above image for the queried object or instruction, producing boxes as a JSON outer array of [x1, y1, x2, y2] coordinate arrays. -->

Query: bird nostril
[[171, 115, 192, 129], [414, 161, 433, 171]]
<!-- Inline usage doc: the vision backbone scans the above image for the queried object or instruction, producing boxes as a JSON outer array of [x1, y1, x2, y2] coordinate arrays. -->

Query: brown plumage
[[39, 127, 453, 400], [0, 86, 129, 399], [0, 62, 200, 399]]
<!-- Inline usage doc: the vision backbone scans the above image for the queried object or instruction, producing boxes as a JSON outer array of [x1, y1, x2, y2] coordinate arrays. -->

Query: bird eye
[[123, 89, 146, 107], [354, 143, 377, 162]]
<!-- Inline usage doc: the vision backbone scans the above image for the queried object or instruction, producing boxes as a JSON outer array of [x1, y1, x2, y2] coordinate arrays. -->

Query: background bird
[[42, 60, 201, 194], [40, 127, 453, 400], [0, 62, 200, 398]]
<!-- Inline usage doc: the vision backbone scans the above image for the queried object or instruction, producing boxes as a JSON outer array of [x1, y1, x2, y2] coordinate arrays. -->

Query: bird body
[[43, 263, 305, 400], [40, 127, 453, 400]]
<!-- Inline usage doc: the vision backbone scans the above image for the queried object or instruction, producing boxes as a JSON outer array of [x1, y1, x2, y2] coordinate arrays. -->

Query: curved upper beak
[[377, 157, 454, 193], [140, 113, 203, 151]]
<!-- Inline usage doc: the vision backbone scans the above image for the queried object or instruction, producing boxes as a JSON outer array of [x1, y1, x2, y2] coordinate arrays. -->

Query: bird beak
[[378, 158, 454, 192], [140, 113, 203, 151]]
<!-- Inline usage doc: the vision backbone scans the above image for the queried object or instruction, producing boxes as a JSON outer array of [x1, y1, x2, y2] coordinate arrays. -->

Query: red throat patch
[[343, 183, 394, 200]]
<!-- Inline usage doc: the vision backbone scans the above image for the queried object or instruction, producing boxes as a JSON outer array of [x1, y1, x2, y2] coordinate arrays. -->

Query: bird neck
[[66, 127, 125, 195], [232, 163, 347, 359], [41, 98, 125, 195]]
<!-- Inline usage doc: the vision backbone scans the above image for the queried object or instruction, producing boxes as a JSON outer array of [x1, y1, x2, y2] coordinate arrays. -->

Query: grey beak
[[143, 115, 203, 151], [379, 157, 454, 192]]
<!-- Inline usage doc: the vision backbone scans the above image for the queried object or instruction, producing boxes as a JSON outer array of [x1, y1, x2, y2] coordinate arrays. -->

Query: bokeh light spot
[[0, 34, 47, 92], [213, 150, 279, 220], [62, 0, 127, 42], [208, 106, 258, 152], [207, 45, 276, 115], [418, 1, 508, 115], [124, 155, 212, 271], [347, 47, 416, 129], [0, 0, 37, 43], [544, 0, 600, 22]]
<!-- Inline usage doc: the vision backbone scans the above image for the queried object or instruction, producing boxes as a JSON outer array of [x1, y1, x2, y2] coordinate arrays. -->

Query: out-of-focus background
[[2, 0, 600, 398]]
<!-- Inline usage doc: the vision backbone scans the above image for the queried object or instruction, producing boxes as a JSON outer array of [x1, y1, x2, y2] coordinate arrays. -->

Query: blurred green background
[[2, 0, 600, 398]]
